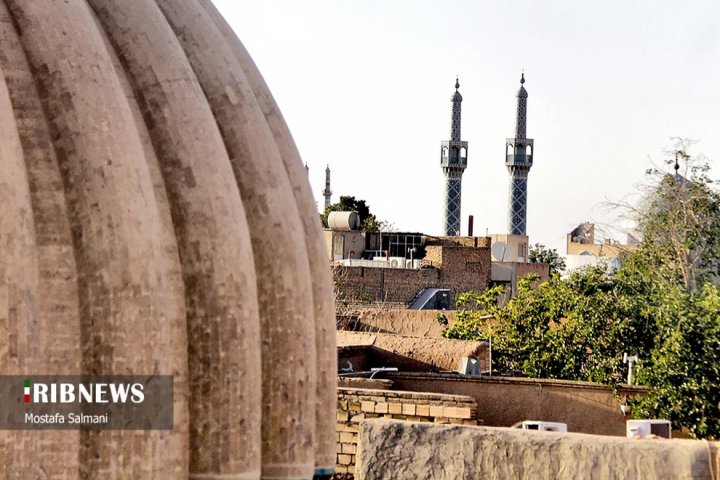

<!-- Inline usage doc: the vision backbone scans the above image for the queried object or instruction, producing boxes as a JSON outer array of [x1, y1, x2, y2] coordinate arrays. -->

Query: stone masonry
[[336, 388, 478, 476]]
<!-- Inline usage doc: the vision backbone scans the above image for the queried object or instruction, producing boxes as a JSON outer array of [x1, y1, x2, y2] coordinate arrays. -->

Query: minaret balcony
[[441, 156, 467, 168], [440, 140, 468, 167], [506, 153, 533, 167]]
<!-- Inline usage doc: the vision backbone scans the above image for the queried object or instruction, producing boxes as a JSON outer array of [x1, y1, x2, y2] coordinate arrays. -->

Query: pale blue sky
[[212, 0, 720, 252]]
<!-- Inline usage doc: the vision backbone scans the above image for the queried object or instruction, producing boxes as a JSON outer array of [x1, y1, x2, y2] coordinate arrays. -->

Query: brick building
[[333, 236, 492, 306]]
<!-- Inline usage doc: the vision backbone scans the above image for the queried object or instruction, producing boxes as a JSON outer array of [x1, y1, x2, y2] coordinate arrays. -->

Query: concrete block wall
[[335, 388, 478, 476]]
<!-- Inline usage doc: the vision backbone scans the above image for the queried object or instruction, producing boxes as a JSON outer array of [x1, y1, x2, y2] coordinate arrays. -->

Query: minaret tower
[[323, 164, 332, 207], [505, 73, 534, 235], [440, 78, 468, 236]]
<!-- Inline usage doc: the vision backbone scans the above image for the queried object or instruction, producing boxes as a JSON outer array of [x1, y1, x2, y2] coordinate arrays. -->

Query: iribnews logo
[[23, 379, 145, 404]]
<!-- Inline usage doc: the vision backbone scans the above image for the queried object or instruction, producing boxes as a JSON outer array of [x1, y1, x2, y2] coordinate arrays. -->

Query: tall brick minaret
[[323, 164, 332, 207], [440, 78, 468, 236], [506, 73, 534, 235]]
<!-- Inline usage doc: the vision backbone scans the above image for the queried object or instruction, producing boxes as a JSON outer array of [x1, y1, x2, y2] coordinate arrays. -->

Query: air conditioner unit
[[626, 420, 671, 439], [388, 257, 405, 268], [521, 421, 567, 432]]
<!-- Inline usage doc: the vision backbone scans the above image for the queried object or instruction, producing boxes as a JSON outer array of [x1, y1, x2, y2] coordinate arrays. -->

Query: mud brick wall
[[386, 373, 649, 437], [335, 387, 479, 476], [337, 331, 491, 373], [341, 308, 458, 338], [356, 420, 720, 480]]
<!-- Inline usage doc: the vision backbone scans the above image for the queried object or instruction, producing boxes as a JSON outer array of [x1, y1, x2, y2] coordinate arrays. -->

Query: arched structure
[[0, 1, 336, 478]]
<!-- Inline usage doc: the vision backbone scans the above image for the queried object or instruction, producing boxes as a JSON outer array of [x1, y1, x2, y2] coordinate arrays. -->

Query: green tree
[[320, 195, 392, 232], [441, 140, 720, 439], [528, 243, 566, 276], [634, 283, 720, 439], [444, 269, 656, 383], [630, 139, 720, 293], [621, 142, 720, 438]]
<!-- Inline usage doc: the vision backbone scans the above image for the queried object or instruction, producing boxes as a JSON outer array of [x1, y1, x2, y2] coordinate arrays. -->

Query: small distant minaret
[[440, 78, 468, 236], [323, 164, 332, 207], [505, 73, 534, 236]]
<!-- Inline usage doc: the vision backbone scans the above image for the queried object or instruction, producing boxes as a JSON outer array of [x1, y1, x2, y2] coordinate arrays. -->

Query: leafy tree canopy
[[528, 243, 566, 276], [443, 140, 720, 439]]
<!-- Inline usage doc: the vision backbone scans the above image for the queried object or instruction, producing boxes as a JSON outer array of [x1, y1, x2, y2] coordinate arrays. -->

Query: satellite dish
[[491, 242, 508, 262]]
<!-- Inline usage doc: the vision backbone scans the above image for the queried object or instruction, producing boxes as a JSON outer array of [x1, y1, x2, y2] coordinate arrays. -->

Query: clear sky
[[212, 0, 720, 252]]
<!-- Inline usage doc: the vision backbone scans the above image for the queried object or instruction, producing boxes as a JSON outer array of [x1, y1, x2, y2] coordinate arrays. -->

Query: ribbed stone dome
[[0, 1, 336, 478]]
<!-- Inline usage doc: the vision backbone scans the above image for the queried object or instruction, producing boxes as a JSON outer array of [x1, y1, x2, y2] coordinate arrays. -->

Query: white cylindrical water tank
[[328, 211, 360, 231]]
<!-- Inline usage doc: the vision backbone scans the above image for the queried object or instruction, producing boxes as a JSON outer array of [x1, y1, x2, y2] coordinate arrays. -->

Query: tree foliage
[[445, 268, 657, 384], [443, 141, 720, 439], [634, 283, 720, 439], [320, 195, 392, 232], [632, 138, 720, 293], [528, 243, 566, 276]]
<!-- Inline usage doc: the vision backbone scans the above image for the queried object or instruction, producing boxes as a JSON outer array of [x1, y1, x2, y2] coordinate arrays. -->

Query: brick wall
[[424, 236, 492, 248], [335, 387, 479, 476], [334, 266, 441, 304], [333, 243, 491, 306], [439, 246, 491, 299]]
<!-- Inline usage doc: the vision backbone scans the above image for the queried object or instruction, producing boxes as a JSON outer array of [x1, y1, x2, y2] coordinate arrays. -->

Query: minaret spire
[[505, 72, 534, 237], [440, 77, 469, 236], [323, 164, 332, 207]]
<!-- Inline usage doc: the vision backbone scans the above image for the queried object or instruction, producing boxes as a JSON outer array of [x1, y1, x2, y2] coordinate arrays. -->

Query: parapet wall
[[387, 373, 647, 436], [337, 331, 490, 373], [424, 236, 492, 248], [336, 388, 478, 476], [339, 308, 457, 337], [355, 420, 720, 480]]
